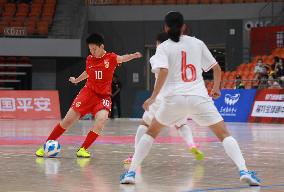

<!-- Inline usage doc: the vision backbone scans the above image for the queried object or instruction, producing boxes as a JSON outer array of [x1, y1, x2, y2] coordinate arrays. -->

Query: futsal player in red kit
[[36, 33, 142, 158]]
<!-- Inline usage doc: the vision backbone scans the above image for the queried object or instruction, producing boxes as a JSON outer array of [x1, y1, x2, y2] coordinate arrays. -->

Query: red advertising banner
[[0, 91, 61, 119], [251, 26, 284, 56], [249, 89, 284, 123]]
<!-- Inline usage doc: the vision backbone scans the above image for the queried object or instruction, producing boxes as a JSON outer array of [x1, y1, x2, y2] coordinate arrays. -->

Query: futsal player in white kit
[[123, 32, 204, 167], [120, 11, 261, 186]]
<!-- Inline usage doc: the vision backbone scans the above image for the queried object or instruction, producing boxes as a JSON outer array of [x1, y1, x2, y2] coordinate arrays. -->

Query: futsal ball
[[44, 140, 61, 157]]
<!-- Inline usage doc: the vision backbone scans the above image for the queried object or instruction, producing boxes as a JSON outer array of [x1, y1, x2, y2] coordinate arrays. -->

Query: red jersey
[[85, 52, 119, 96]]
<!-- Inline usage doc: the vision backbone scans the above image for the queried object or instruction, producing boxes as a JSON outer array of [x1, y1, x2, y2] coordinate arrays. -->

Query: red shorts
[[71, 86, 112, 117]]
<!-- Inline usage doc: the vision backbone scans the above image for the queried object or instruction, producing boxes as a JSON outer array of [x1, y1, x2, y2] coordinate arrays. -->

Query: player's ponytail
[[165, 12, 184, 43], [168, 27, 181, 42]]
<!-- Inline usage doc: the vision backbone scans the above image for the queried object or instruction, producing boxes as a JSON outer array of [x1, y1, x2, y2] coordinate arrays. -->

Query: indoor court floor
[[0, 119, 284, 192]]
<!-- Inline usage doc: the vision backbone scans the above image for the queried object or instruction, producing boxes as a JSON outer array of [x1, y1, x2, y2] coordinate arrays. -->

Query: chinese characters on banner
[[249, 89, 284, 123], [0, 91, 61, 119]]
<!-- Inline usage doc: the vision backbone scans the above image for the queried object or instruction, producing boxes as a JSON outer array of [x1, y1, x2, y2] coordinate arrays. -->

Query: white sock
[[129, 134, 154, 172], [135, 125, 148, 149], [222, 136, 248, 171], [177, 124, 195, 147]]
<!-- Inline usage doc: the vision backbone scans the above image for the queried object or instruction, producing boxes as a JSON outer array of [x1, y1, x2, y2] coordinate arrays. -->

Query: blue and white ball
[[44, 140, 61, 157]]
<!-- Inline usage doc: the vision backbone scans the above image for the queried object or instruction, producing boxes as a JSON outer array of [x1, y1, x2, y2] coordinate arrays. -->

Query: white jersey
[[151, 35, 217, 97], [149, 54, 167, 100]]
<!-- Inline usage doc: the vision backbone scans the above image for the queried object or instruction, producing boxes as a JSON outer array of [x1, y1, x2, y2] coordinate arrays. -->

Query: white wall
[[88, 3, 283, 21], [0, 38, 82, 57]]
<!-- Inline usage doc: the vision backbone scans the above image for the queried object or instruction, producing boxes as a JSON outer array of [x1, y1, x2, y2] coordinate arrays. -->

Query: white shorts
[[155, 95, 223, 127], [142, 96, 187, 127]]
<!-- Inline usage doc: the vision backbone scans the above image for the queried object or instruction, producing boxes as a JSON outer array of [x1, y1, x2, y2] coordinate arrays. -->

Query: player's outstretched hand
[[143, 97, 155, 111], [210, 87, 221, 99], [69, 77, 77, 84], [133, 52, 142, 59]]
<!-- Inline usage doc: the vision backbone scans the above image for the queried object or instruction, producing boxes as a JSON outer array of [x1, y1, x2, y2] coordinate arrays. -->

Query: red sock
[[81, 131, 99, 149], [46, 123, 66, 141]]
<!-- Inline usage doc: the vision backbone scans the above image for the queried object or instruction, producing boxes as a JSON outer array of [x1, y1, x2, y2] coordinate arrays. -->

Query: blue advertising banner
[[213, 89, 257, 122]]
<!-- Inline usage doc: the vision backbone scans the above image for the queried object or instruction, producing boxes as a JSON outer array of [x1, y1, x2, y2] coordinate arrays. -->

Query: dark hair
[[86, 33, 104, 46], [156, 32, 168, 44], [165, 11, 184, 42]]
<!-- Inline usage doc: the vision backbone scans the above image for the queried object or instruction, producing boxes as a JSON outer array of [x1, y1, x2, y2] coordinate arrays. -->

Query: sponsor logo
[[219, 94, 240, 116], [224, 94, 240, 106]]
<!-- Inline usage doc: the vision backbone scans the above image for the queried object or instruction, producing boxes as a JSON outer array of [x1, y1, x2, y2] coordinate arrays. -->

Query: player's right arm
[[69, 71, 89, 84], [210, 64, 222, 99], [143, 68, 168, 111], [143, 45, 168, 111]]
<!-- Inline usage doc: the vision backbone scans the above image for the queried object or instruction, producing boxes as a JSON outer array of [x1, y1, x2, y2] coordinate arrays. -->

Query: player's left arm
[[116, 52, 142, 63], [143, 68, 168, 111], [210, 64, 222, 99]]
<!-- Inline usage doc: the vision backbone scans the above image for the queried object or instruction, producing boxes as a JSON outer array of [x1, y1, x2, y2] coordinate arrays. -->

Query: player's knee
[[146, 118, 165, 138], [92, 117, 107, 134], [96, 116, 108, 126], [146, 129, 159, 138], [62, 117, 75, 128], [140, 120, 149, 127], [146, 124, 161, 138], [209, 121, 231, 141]]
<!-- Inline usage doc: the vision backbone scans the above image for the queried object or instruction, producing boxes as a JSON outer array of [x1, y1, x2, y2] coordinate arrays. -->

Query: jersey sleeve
[[149, 54, 160, 74], [85, 55, 92, 70], [201, 41, 217, 72], [150, 45, 169, 73], [110, 53, 119, 67]]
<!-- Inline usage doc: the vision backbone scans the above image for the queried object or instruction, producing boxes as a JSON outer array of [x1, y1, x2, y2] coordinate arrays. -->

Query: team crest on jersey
[[75, 102, 81, 108], [104, 60, 109, 68]]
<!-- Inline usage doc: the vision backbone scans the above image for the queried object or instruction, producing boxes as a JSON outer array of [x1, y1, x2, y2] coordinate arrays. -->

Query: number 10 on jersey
[[95, 71, 103, 79], [181, 51, 196, 82]]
